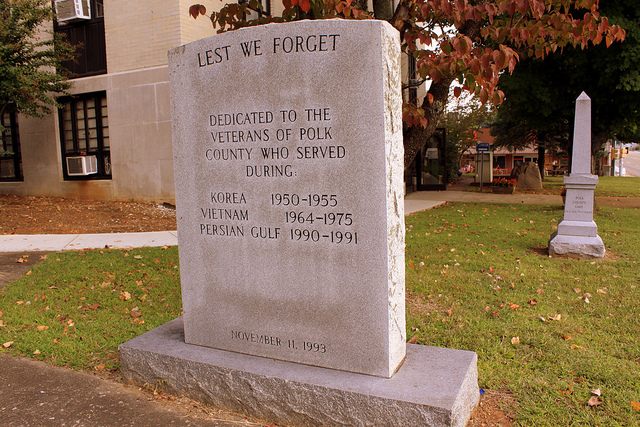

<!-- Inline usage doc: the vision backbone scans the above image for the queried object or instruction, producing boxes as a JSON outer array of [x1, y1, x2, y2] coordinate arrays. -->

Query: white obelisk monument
[[549, 92, 605, 258]]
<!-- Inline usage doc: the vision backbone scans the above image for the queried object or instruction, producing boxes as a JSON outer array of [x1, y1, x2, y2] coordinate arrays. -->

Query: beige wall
[[104, 0, 218, 73], [107, 66, 174, 202], [2, 67, 174, 203]]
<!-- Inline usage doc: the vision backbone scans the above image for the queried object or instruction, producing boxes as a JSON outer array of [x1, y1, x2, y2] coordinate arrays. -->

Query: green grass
[[596, 176, 640, 197], [2, 202, 640, 425], [0, 247, 182, 371], [405, 203, 640, 425]]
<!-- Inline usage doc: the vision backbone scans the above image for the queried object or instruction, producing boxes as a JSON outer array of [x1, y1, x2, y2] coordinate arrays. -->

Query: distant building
[[461, 128, 569, 177]]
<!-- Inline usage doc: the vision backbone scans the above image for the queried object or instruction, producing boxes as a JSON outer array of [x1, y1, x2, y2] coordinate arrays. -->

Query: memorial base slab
[[120, 318, 479, 427], [549, 232, 605, 258]]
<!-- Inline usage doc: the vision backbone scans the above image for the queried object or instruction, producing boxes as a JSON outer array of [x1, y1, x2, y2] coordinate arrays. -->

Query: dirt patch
[[468, 389, 516, 427], [0, 194, 176, 235]]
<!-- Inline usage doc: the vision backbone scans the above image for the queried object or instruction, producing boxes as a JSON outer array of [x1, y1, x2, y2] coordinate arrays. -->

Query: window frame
[[58, 91, 111, 180], [0, 108, 23, 182], [54, 0, 107, 78]]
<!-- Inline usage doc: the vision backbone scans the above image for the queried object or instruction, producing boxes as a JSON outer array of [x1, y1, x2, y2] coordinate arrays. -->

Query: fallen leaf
[[130, 309, 142, 318], [88, 303, 99, 310], [573, 288, 581, 293], [562, 335, 573, 340], [571, 344, 585, 350], [134, 255, 143, 259], [509, 302, 520, 310], [511, 336, 520, 345], [591, 388, 601, 396], [559, 385, 573, 395], [631, 401, 640, 412], [3, 341, 13, 348], [588, 396, 603, 407], [551, 314, 562, 321], [408, 335, 418, 344], [16, 258, 26, 263], [120, 291, 132, 301], [33, 349, 41, 355], [597, 288, 607, 294], [528, 299, 537, 306], [37, 325, 49, 332], [16, 301, 24, 305]]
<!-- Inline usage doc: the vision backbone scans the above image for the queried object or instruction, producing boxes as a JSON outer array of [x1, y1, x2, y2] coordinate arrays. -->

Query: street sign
[[477, 143, 490, 152]]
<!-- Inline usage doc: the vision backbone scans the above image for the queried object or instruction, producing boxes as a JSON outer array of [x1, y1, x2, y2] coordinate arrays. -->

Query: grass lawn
[[1, 201, 640, 425]]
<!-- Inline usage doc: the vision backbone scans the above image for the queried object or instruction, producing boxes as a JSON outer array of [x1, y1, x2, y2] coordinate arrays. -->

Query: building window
[[58, 92, 111, 180], [54, 0, 106, 78], [494, 155, 506, 169], [408, 55, 418, 106], [0, 108, 22, 181], [242, 0, 271, 20]]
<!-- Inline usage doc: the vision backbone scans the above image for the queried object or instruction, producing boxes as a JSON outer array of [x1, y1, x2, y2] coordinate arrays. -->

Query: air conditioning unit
[[55, 0, 91, 22], [67, 156, 98, 176]]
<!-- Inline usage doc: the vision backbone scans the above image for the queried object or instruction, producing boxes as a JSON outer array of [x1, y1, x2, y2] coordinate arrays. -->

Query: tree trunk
[[591, 131, 609, 175], [372, 0, 394, 20], [537, 145, 546, 178], [403, 78, 453, 168]]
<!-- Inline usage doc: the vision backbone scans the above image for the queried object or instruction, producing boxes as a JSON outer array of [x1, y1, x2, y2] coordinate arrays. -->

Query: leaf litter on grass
[[0, 247, 183, 371], [405, 202, 640, 426]]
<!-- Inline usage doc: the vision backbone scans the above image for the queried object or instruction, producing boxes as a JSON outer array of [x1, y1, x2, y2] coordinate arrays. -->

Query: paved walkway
[[0, 230, 178, 253]]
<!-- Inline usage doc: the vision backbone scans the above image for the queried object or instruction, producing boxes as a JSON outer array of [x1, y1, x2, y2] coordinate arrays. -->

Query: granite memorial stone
[[169, 19, 405, 378], [511, 161, 542, 190]]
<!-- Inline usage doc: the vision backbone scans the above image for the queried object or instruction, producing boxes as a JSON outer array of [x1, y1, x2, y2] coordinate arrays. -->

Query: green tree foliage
[[0, 0, 74, 120], [492, 0, 640, 174], [189, 0, 624, 170]]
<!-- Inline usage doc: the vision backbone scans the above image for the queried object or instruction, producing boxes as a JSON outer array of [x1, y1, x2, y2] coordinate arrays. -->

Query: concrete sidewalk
[[0, 230, 178, 253]]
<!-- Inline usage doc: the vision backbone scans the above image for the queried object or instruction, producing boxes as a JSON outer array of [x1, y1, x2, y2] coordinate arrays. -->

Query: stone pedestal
[[120, 318, 480, 427]]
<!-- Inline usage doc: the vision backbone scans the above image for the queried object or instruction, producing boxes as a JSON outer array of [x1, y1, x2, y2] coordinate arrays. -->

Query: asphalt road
[[622, 151, 640, 177]]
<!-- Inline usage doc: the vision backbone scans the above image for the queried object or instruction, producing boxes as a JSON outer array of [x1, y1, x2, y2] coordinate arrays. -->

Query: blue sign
[[477, 143, 490, 152]]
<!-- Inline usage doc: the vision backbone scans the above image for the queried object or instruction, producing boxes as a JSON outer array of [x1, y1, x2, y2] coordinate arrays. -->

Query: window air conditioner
[[67, 156, 98, 176], [55, 0, 91, 22]]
